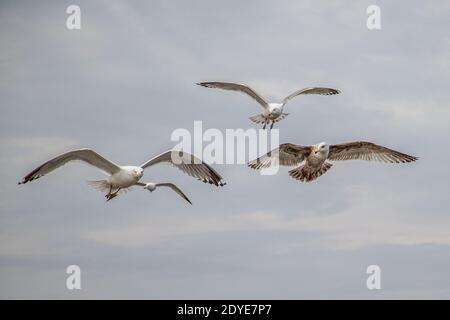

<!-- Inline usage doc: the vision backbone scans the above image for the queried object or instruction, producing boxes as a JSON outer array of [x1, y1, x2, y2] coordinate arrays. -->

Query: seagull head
[[268, 104, 282, 117], [271, 108, 281, 117], [133, 167, 144, 179], [315, 142, 329, 154], [144, 182, 156, 192]]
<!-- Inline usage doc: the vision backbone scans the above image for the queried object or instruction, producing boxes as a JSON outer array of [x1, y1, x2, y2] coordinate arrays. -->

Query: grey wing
[[156, 183, 192, 205], [248, 143, 312, 170], [328, 142, 418, 163], [197, 81, 269, 109], [283, 87, 340, 104], [140, 150, 226, 186], [19, 149, 121, 184]]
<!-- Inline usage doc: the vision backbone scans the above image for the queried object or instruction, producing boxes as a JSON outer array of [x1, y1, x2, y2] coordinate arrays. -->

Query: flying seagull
[[249, 141, 417, 182], [19, 148, 226, 203], [197, 81, 340, 129]]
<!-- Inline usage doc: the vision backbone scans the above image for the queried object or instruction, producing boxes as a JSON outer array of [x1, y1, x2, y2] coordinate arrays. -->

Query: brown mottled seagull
[[19, 148, 226, 203], [249, 141, 417, 182], [197, 81, 340, 129]]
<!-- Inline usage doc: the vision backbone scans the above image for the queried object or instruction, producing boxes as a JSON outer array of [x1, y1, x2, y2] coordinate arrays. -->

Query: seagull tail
[[249, 114, 266, 124], [272, 113, 289, 123], [87, 180, 111, 192], [288, 162, 333, 182]]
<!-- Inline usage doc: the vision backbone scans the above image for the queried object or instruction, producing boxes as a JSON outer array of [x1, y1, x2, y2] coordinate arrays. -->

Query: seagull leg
[[262, 120, 267, 129], [105, 185, 112, 199], [106, 188, 121, 201], [106, 193, 117, 201], [270, 121, 274, 129]]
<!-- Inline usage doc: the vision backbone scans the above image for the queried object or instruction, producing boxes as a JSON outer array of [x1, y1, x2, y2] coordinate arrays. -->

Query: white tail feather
[[249, 114, 266, 124], [272, 113, 289, 123], [87, 180, 111, 192]]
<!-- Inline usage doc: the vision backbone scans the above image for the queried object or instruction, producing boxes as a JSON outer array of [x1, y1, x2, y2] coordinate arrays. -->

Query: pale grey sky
[[1, 0, 449, 299]]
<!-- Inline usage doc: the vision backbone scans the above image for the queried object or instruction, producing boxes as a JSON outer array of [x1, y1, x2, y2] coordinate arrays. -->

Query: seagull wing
[[248, 143, 312, 169], [328, 141, 418, 163], [156, 183, 192, 205], [19, 148, 121, 184], [282, 87, 340, 104], [197, 81, 269, 109], [140, 150, 226, 186]]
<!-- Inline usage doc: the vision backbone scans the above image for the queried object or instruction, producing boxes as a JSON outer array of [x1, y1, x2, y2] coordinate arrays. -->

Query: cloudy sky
[[1, 0, 450, 299]]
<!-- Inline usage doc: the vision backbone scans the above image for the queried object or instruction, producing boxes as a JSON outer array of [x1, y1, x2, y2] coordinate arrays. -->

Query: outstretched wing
[[140, 150, 226, 186], [328, 142, 418, 163], [19, 149, 121, 184], [248, 143, 312, 170], [283, 87, 340, 104], [197, 81, 269, 109], [156, 183, 192, 205]]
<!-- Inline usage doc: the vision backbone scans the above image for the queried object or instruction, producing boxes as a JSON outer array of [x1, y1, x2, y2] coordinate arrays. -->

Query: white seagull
[[249, 141, 417, 182], [19, 148, 226, 203], [197, 81, 340, 129]]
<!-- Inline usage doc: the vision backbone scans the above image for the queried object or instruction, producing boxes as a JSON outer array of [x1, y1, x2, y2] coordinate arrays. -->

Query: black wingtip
[[247, 161, 259, 170]]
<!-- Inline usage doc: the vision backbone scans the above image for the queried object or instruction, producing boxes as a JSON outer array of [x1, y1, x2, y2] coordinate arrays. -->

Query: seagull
[[197, 81, 340, 129], [249, 141, 417, 182], [18, 148, 226, 203]]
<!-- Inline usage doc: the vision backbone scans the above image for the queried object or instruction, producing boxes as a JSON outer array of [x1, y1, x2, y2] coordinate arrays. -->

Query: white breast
[[109, 167, 140, 188]]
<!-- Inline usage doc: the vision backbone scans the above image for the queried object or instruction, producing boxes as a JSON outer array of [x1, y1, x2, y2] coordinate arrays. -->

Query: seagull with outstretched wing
[[249, 141, 417, 182], [197, 81, 340, 129], [19, 148, 226, 203]]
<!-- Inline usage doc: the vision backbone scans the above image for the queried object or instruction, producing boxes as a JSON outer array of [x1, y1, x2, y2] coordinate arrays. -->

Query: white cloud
[[85, 185, 450, 251]]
